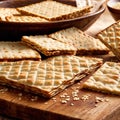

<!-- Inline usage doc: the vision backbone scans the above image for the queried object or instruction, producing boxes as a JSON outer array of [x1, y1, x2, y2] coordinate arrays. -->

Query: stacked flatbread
[[0, 55, 102, 97], [22, 35, 77, 56], [49, 27, 109, 55], [97, 20, 120, 60], [17, 0, 92, 21], [0, 41, 41, 61], [83, 62, 120, 95]]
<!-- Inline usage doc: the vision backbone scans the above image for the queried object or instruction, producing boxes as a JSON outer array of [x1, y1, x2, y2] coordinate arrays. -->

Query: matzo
[[0, 41, 41, 61], [22, 35, 76, 56], [49, 27, 109, 55], [17, 0, 92, 21], [97, 20, 120, 60], [0, 55, 102, 98], [83, 62, 120, 95]]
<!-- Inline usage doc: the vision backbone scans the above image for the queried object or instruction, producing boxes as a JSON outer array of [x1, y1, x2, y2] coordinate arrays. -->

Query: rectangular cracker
[[97, 20, 120, 60], [17, 0, 92, 21], [0, 41, 41, 61], [22, 35, 77, 56], [83, 62, 120, 95], [5, 15, 48, 22], [0, 55, 102, 98], [49, 27, 109, 55], [0, 8, 20, 21]]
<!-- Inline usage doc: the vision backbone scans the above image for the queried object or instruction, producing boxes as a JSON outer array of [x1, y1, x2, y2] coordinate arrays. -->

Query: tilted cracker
[[17, 0, 92, 21], [83, 62, 120, 95], [49, 27, 109, 55], [22, 35, 76, 56], [6, 15, 48, 22], [0, 41, 41, 61], [97, 20, 120, 60], [0, 55, 102, 98], [0, 8, 20, 21]]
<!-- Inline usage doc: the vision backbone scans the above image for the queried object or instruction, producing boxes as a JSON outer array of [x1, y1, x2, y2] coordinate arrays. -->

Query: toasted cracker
[[22, 35, 77, 56], [0, 8, 20, 21], [97, 20, 120, 60], [49, 27, 109, 55], [6, 15, 48, 22], [83, 62, 120, 95], [0, 55, 102, 98], [0, 41, 41, 61], [17, 0, 92, 21]]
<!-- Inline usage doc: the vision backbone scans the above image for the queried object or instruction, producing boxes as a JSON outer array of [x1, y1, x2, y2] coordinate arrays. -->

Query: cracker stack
[[83, 62, 120, 95], [49, 27, 109, 55], [22, 35, 77, 56], [0, 55, 102, 98], [17, 0, 92, 21], [97, 20, 120, 60]]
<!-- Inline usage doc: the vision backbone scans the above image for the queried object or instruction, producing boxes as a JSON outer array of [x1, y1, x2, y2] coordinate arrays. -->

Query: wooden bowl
[[0, 0, 105, 40], [107, 0, 120, 21]]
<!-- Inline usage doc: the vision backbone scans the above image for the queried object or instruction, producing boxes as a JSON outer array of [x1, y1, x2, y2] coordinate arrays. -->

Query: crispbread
[[83, 62, 120, 95], [0, 8, 20, 21], [49, 27, 109, 55], [6, 15, 48, 22], [97, 20, 120, 60], [0, 55, 102, 98], [0, 41, 41, 61], [17, 0, 92, 21], [22, 35, 76, 56]]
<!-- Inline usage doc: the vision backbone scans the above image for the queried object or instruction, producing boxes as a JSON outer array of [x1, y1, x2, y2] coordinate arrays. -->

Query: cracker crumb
[[18, 93, 23, 97], [44, 102, 48, 105], [73, 97, 80, 101], [105, 98, 109, 102], [81, 94, 91, 101], [95, 96, 104, 103], [61, 100, 67, 104], [70, 103, 74, 106]]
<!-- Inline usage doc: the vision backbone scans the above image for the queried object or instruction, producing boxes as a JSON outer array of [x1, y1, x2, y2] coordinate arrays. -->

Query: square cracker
[[97, 20, 120, 60], [49, 27, 109, 55], [17, 0, 92, 21], [0, 41, 41, 61], [5, 15, 48, 22], [83, 62, 120, 95], [0, 55, 102, 98], [22, 35, 77, 56]]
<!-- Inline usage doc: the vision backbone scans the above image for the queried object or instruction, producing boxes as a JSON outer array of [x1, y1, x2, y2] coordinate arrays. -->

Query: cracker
[[83, 62, 120, 95], [49, 27, 109, 55], [22, 35, 76, 56], [0, 8, 20, 21], [17, 0, 92, 21], [0, 41, 41, 61], [6, 15, 48, 22], [97, 20, 120, 60], [0, 55, 102, 98]]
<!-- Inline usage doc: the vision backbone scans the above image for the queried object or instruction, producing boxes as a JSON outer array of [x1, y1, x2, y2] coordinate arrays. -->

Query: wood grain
[[0, 1, 120, 120]]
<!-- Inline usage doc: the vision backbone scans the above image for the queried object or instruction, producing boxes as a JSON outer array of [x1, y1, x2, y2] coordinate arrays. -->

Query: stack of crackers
[[0, 25, 110, 98], [0, 0, 93, 22], [0, 0, 120, 98]]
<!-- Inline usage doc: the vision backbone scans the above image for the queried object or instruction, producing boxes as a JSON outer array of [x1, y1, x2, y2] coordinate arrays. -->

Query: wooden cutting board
[[0, 63, 120, 120], [0, 1, 120, 120]]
